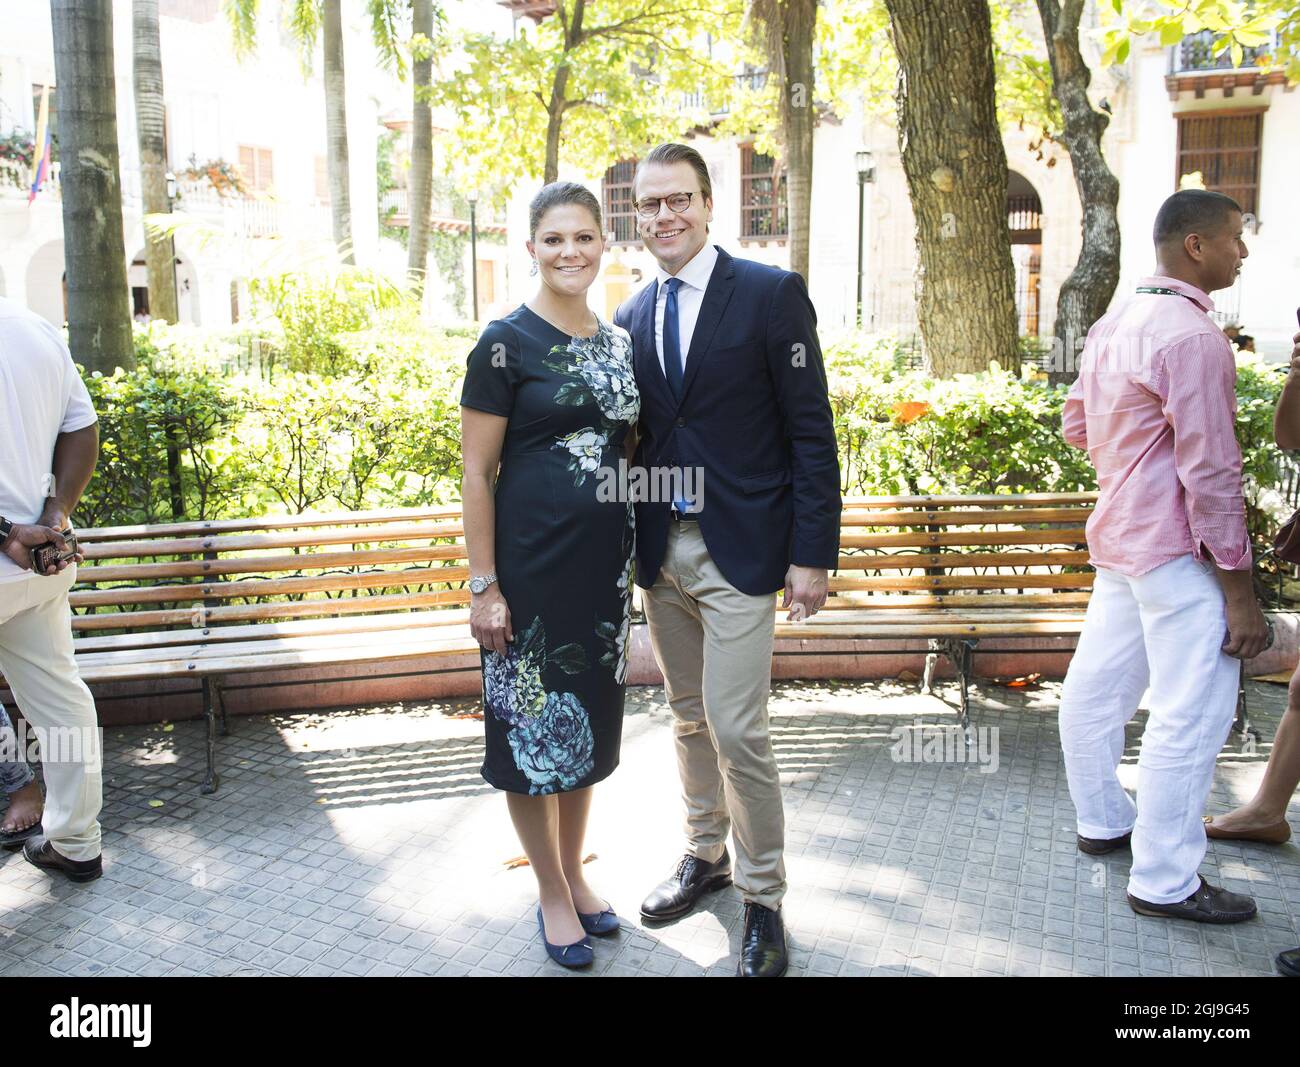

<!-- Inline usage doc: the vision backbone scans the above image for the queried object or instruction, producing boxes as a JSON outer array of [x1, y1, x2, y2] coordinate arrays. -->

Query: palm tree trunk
[[132, 0, 178, 324], [883, 0, 1019, 377], [781, 0, 815, 283], [1037, 0, 1120, 386], [51, 0, 134, 374], [407, 0, 434, 294], [323, 0, 353, 263]]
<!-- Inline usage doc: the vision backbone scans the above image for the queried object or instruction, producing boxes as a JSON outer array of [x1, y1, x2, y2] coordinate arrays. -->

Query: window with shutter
[[739, 143, 787, 239], [602, 159, 639, 244], [1175, 111, 1262, 217], [237, 145, 274, 193]]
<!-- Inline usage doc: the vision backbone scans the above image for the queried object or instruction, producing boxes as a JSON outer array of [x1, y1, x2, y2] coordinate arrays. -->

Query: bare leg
[[557, 786, 605, 913], [1211, 682, 1300, 831], [505, 792, 585, 944]]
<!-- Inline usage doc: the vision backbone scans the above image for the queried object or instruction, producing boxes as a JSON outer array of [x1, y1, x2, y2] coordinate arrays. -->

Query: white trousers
[[1059, 554, 1238, 904], [0, 567, 102, 861]]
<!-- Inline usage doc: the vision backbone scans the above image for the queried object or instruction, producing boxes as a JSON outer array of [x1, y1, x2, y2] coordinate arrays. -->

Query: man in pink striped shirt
[[1058, 189, 1269, 925]]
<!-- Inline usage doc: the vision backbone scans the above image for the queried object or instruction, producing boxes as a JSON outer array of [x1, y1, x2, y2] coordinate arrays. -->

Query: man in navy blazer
[[614, 143, 840, 977]]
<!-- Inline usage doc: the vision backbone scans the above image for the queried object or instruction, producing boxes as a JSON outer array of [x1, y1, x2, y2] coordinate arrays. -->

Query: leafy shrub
[[73, 324, 1292, 546]]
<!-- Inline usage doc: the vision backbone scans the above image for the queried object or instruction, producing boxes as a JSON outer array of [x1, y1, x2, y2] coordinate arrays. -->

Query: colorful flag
[[29, 84, 51, 204]]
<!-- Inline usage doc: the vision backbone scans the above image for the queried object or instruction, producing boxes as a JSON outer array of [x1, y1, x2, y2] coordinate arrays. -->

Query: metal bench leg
[[215, 678, 230, 737], [929, 637, 978, 733], [956, 641, 974, 736], [201, 677, 221, 795], [1232, 662, 1260, 746], [922, 648, 938, 693]]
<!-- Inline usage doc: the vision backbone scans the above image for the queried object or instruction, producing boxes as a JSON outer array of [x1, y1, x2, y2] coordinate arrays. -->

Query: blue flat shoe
[[536, 905, 593, 968], [578, 902, 621, 937]]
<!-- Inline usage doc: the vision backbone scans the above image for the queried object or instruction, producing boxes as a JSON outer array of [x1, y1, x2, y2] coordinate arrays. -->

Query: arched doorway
[[25, 239, 67, 326], [1007, 171, 1043, 336], [128, 247, 200, 324]]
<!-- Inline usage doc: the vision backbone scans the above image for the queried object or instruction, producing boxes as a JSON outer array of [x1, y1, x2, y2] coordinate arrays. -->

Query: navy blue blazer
[[614, 246, 841, 596]]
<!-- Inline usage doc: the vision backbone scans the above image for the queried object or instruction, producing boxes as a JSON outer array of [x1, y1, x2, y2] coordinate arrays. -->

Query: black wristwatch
[[0, 517, 13, 551]]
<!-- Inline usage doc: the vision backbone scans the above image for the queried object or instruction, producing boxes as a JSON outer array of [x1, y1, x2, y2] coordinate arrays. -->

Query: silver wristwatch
[[468, 572, 498, 595]]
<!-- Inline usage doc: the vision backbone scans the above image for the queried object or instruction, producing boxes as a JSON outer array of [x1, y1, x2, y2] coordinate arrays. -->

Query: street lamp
[[165, 171, 179, 322], [855, 150, 875, 329], [467, 192, 479, 323]]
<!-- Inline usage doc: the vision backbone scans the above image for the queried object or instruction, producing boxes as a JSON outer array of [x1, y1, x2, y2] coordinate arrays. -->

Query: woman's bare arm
[[461, 407, 513, 653]]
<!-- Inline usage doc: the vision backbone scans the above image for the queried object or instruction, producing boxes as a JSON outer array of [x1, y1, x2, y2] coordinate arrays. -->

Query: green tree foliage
[[1098, 0, 1299, 81], [423, 0, 744, 189]]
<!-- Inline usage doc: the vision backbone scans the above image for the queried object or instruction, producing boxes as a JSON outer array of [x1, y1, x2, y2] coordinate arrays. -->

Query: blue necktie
[[662, 277, 684, 402], [662, 278, 693, 514]]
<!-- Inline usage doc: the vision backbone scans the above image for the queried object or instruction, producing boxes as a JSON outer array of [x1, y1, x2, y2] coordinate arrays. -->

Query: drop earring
[[530, 258, 539, 276]]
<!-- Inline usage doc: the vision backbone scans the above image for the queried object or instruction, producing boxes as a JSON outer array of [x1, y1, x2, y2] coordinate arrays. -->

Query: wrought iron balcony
[[1170, 29, 1272, 74]]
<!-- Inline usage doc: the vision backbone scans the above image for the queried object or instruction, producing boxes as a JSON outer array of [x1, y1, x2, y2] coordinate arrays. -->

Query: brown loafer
[[1128, 876, 1256, 924], [1203, 815, 1292, 845], [22, 836, 102, 883], [1077, 832, 1131, 856]]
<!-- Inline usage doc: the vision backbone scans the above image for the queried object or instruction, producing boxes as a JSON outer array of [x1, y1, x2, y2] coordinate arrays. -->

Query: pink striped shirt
[[1062, 275, 1250, 577]]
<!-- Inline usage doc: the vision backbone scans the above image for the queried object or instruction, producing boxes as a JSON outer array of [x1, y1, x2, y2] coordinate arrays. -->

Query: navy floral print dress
[[461, 304, 639, 796]]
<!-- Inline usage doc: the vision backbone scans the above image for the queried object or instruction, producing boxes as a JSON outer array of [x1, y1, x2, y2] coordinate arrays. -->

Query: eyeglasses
[[634, 192, 697, 218]]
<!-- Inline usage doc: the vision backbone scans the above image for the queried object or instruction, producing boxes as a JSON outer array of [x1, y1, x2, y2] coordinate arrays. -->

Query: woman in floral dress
[[460, 182, 638, 966]]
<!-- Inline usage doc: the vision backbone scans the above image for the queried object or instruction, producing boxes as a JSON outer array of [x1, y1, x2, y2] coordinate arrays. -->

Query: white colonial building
[[0, 0, 397, 329], [1, 1, 1296, 361]]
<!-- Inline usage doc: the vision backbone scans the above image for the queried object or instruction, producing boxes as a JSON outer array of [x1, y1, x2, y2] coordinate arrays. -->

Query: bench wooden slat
[[841, 493, 1097, 508], [775, 619, 1088, 639], [79, 521, 465, 561], [71, 590, 467, 631], [842, 528, 1088, 550], [73, 634, 481, 684], [73, 623, 475, 669], [817, 592, 1094, 610], [831, 573, 1094, 592], [840, 507, 1093, 527], [71, 566, 471, 608], [75, 505, 465, 541], [837, 550, 1090, 571], [72, 609, 472, 651], [81, 544, 468, 583]]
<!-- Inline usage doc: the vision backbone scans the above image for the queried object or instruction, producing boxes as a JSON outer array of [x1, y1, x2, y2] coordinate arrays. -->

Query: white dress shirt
[[653, 242, 719, 377], [0, 298, 98, 584]]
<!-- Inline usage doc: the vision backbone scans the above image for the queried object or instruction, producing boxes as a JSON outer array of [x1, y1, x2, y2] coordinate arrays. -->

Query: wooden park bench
[[53, 507, 480, 794], [4, 491, 1271, 795], [775, 493, 1097, 729]]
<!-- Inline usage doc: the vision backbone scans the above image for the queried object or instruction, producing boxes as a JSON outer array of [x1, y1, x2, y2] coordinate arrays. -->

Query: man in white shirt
[[0, 297, 104, 881]]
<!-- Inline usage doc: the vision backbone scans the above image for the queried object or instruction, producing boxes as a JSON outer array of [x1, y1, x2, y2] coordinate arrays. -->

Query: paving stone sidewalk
[[0, 677, 1296, 977]]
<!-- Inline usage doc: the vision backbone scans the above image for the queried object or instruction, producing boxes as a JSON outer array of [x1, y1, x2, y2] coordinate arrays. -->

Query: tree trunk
[[883, 0, 1019, 377], [1037, 0, 1121, 387], [323, 0, 353, 264], [407, 0, 434, 295], [542, 0, 585, 185], [132, 0, 177, 324], [542, 78, 567, 186], [781, 0, 816, 283], [51, 0, 134, 374]]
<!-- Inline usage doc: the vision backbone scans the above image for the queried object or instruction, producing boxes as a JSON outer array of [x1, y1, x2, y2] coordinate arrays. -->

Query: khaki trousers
[[642, 522, 785, 909], [0, 567, 103, 861]]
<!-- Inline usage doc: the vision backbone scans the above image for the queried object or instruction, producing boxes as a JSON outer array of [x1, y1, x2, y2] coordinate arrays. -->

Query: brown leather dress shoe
[[1077, 832, 1131, 856], [22, 836, 102, 883], [1127, 877, 1256, 924], [1203, 815, 1292, 844]]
